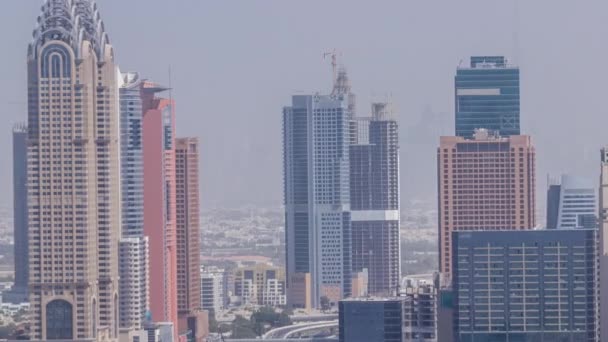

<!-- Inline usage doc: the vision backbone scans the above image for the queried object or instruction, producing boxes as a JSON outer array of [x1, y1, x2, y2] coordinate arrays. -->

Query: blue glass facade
[[350, 106, 401, 296], [118, 73, 149, 329], [453, 229, 597, 342], [120, 74, 144, 237], [339, 298, 406, 342], [2, 125, 29, 304], [455, 56, 520, 138], [283, 93, 353, 308]]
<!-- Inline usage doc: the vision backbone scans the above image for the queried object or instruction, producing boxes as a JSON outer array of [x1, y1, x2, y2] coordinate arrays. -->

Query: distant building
[[455, 56, 520, 138], [546, 174, 597, 229], [339, 297, 407, 342], [118, 237, 150, 330], [402, 277, 438, 342], [234, 264, 286, 307], [436, 288, 454, 342], [201, 266, 227, 314], [2, 124, 28, 304], [142, 79, 178, 339], [118, 72, 150, 330], [599, 147, 608, 342], [283, 70, 355, 308], [437, 130, 536, 282], [175, 137, 206, 341], [26, 1, 121, 339], [350, 103, 401, 296], [119, 328, 149, 342], [453, 229, 597, 342], [144, 322, 176, 342]]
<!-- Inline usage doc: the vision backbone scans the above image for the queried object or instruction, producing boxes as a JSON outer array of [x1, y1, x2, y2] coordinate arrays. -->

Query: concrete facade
[[142, 82, 178, 340], [175, 137, 204, 340], [26, 1, 120, 339], [350, 103, 400, 297], [437, 131, 536, 282]]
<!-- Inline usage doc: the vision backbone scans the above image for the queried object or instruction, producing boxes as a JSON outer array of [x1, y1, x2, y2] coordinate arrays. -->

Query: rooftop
[[29, 0, 111, 61]]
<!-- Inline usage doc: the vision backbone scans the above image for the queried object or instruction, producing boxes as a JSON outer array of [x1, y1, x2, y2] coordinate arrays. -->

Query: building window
[[46, 299, 73, 340]]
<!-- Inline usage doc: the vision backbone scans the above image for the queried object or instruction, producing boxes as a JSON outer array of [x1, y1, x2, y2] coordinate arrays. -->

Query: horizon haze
[[2, 0, 608, 213]]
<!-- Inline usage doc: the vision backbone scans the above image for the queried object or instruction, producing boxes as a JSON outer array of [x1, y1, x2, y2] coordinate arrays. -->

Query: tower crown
[[28, 0, 110, 61]]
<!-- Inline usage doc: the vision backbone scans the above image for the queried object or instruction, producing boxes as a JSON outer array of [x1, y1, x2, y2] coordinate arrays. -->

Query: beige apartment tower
[[27, 1, 120, 340], [437, 130, 536, 282]]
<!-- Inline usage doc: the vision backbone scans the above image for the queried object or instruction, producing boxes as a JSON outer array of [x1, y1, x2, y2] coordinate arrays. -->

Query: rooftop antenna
[[168, 65, 173, 101], [512, 0, 521, 65]]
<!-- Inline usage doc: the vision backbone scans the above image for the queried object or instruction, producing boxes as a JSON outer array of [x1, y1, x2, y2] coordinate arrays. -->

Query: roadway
[[262, 320, 338, 339]]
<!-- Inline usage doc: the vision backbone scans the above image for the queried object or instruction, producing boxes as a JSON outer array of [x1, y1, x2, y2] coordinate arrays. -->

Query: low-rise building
[[234, 264, 286, 307], [201, 266, 227, 314], [402, 277, 437, 341]]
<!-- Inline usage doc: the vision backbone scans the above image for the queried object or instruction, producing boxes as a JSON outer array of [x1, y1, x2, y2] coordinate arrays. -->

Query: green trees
[[0, 323, 16, 339], [228, 307, 293, 338], [320, 296, 331, 311]]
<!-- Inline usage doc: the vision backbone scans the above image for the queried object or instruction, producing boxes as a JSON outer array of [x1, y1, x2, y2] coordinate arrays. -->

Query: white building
[[119, 237, 150, 329], [547, 174, 597, 229], [262, 279, 286, 307], [201, 266, 226, 313]]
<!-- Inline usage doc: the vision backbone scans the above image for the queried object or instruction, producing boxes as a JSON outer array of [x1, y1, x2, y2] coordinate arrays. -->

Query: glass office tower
[[350, 103, 400, 296], [453, 229, 597, 342], [283, 69, 355, 309], [455, 56, 520, 138], [339, 298, 407, 342]]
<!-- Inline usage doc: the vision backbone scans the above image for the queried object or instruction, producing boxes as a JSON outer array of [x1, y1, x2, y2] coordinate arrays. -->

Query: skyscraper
[[142, 82, 178, 339], [546, 174, 597, 229], [2, 124, 28, 305], [118, 72, 150, 330], [350, 102, 400, 296], [339, 297, 407, 342], [453, 229, 597, 342], [283, 69, 354, 309], [175, 137, 206, 341], [437, 130, 536, 281], [599, 148, 608, 342], [27, 0, 120, 339], [455, 56, 520, 138]]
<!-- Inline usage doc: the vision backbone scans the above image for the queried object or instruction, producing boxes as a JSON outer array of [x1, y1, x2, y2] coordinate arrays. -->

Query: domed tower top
[[28, 0, 111, 61]]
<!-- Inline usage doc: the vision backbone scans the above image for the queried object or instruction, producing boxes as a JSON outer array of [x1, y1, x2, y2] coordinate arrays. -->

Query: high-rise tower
[[27, 0, 120, 339], [455, 56, 520, 138], [142, 81, 178, 339], [118, 72, 150, 330], [437, 130, 536, 282], [2, 124, 29, 305], [599, 148, 608, 342], [283, 69, 354, 309], [546, 174, 597, 229], [175, 137, 206, 341], [350, 103, 401, 296], [453, 229, 596, 341]]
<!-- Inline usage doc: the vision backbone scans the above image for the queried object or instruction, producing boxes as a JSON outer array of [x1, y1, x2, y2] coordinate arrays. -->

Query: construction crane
[[323, 50, 338, 87]]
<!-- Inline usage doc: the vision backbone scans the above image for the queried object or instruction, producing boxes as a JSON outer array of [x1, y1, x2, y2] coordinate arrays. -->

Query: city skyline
[[2, 1, 608, 210], [5, 1, 608, 341]]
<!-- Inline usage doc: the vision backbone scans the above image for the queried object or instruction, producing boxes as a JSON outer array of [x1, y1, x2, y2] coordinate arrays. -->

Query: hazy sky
[[2, 1, 608, 213]]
